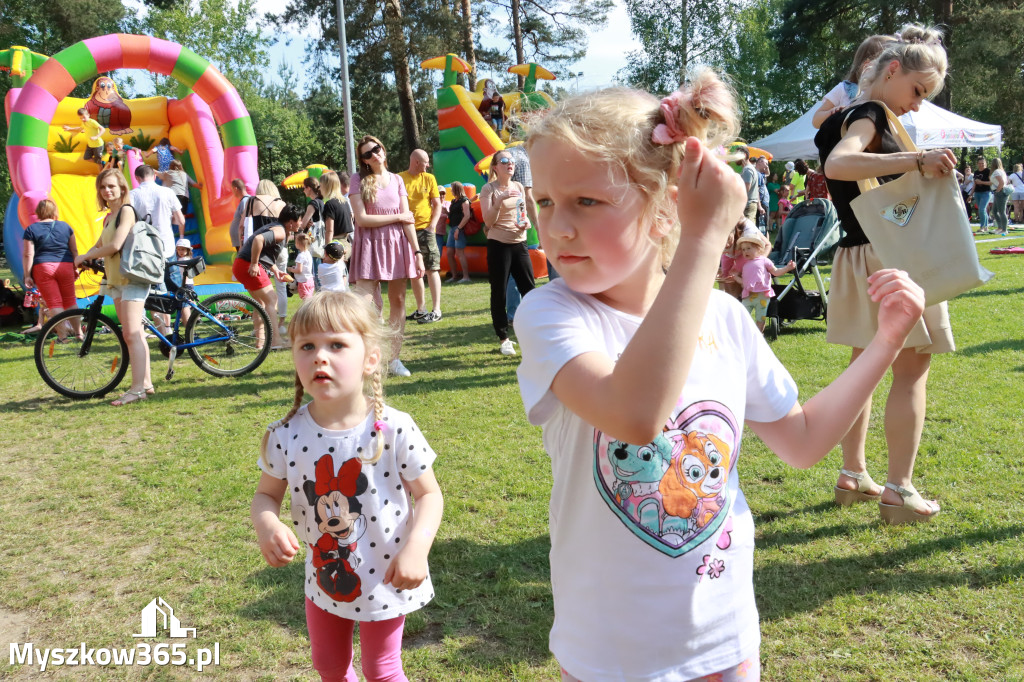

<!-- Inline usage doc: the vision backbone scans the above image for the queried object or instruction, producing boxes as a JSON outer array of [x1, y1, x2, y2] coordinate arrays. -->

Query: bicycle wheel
[[185, 292, 272, 377], [35, 309, 129, 399]]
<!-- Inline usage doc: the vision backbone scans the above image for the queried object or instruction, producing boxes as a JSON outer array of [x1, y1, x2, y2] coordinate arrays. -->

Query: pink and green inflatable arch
[[5, 33, 258, 227]]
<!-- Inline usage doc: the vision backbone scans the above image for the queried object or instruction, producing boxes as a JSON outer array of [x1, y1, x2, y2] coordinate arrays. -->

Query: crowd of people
[[21, 20, 1013, 680]]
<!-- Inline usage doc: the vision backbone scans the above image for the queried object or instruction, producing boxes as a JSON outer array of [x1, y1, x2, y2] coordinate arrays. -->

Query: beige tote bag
[[844, 102, 993, 307]]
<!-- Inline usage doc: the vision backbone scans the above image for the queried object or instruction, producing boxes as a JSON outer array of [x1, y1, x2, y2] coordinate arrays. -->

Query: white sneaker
[[499, 339, 517, 356], [389, 358, 412, 377]]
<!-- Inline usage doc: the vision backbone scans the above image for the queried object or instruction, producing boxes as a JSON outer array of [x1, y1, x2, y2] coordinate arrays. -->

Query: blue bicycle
[[35, 257, 272, 399]]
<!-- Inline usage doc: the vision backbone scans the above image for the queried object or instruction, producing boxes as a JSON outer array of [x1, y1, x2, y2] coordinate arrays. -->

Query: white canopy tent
[[752, 100, 1003, 161]]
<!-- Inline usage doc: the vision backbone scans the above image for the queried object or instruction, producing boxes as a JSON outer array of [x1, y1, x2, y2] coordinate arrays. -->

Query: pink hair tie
[[374, 420, 386, 433], [651, 90, 690, 145]]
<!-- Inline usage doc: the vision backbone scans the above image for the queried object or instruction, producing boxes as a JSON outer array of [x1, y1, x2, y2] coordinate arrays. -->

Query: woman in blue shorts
[[445, 181, 473, 283]]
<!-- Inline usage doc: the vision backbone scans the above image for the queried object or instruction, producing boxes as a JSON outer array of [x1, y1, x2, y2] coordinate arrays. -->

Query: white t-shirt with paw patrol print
[[259, 404, 436, 621], [515, 280, 798, 682]]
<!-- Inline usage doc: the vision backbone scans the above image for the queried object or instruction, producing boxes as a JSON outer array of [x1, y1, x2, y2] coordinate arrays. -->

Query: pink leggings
[[305, 598, 408, 682], [561, 654, 760, 682]]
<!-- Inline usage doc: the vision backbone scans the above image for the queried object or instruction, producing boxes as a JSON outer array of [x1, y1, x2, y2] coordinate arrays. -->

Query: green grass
[[2, 235, 1023, 681]]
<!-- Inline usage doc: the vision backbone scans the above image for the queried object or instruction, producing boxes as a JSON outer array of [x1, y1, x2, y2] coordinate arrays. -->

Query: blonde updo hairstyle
[[256, 178, 281, 198], [858, 23, 947, 99], [357, 135, 387, 206], [260, 291, 397, 465], [525, 69, 739, 268]]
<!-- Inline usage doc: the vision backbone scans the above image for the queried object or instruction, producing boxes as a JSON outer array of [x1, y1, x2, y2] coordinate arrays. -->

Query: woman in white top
[[1008, 163, 1024, 227], [990, 158, 1011, 235], [811, 34, 897, 128]]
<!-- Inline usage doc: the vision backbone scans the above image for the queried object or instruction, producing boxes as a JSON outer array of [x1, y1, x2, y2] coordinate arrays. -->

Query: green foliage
[[128, 130, 156, 152], [241, 81, 321, 184], [621, 0, 732, 94], [52, 133, 80, 153], [140, 0, 275, 96]]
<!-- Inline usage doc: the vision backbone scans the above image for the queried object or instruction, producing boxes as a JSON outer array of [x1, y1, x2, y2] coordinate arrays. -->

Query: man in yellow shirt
[[399, 150, 443, 323]]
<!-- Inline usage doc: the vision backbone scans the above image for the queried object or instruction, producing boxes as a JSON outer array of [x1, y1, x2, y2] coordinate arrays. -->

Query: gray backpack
[[119, 206, 165, 285]]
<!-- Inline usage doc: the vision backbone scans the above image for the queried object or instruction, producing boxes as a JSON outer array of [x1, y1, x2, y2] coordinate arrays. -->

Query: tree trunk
[[383, 0, 420, 151], [461, 0, 477, 91], [511, 0, 525, 90], [933, 0, 953, 109], [679, 0, 689, 80]]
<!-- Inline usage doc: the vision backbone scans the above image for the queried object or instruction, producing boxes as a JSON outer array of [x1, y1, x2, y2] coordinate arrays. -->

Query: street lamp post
[[336, 0, 356, 174], [575, 72, 583, 92], [265, 140, 276, 182]]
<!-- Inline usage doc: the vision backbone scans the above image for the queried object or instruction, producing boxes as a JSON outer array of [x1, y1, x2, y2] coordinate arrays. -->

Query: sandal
[[111, 390, 148, 407], [144, 385, 156, 395], [834, 468, 882, 506], [879, 482, 940, 525]]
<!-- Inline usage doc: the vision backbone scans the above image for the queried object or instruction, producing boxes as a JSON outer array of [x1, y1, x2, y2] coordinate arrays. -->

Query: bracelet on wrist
[[916, 151, 925, 174]]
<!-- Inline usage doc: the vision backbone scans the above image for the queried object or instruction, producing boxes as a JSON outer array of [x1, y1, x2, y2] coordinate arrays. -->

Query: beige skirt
[[826, 243, 955, 354]]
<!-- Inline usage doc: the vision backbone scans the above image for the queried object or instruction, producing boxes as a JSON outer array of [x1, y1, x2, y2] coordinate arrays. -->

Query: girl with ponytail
[[252, 291, 443, 681], [515, 70, 928, 680]]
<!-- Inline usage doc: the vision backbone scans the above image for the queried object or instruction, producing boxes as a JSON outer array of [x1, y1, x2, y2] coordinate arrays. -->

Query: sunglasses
[[497, 157, 514, 165], [360, 144, 383, 161]]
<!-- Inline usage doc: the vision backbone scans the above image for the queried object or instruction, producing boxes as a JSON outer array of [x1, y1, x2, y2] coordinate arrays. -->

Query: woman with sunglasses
[[349, 135, 421, 377], [479, 149, 535, 356]]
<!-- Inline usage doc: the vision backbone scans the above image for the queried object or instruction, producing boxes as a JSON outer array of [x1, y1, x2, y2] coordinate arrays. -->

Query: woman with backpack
[[74, 169, 153, 406]]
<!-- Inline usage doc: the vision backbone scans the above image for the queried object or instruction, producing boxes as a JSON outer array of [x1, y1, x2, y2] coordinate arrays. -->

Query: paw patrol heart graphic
[[593, 401, 739, 557]]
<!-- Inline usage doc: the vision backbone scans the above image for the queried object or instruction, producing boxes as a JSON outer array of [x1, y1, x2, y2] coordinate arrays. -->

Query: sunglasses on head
[[360, 144, 383, 161]]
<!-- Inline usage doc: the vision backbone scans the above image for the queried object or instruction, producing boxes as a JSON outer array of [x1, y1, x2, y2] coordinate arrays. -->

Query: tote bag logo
[[880, 195, 919, 227]]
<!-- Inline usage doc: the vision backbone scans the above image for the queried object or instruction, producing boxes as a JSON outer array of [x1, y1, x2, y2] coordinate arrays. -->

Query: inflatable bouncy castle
[[3, 37, 258, 298], [422, 54, 554, 277]]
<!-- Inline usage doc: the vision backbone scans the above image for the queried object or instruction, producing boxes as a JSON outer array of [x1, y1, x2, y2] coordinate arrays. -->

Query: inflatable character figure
[[86, 77, 133, 135], [303, 455, 368, 602]]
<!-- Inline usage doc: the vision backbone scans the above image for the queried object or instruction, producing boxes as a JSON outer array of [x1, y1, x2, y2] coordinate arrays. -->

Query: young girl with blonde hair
[[515, 70, 928, 681], [252, 291, 443, 682], [348, 135, 421, 377], [815, 23, 953, 524]]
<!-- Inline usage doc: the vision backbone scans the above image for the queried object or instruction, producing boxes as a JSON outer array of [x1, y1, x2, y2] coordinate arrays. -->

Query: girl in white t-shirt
[[811, 34, 896, 128], [514, 72, 928, 682], [251, 292, 443, 681], [289, 232, 315, 299]]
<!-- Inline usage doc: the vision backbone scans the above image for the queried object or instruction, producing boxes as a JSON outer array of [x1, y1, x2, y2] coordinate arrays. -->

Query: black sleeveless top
[[814, 102, 903, 247]]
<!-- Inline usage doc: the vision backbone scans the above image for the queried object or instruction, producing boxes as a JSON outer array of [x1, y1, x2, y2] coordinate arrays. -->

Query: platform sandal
[[834, 468, 881, 506], [879, 482, 940, 525]]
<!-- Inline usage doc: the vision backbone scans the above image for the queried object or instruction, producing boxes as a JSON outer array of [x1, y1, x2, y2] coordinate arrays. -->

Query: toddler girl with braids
[[251, 291, 443, 682]]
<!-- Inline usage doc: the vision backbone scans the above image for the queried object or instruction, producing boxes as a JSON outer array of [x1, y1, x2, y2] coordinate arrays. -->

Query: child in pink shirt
[[731, 227, 795, 331]]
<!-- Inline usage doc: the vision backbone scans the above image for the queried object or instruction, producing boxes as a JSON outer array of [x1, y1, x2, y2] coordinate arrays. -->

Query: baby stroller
[[763, 198, 841, 341]]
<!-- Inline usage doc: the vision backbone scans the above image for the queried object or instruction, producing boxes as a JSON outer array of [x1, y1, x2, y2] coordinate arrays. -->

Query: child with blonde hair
[[515, 70, 928, 681], [252, 291, 443, 682], [730, 225, 795, 331], [289, 232, 315, 299]]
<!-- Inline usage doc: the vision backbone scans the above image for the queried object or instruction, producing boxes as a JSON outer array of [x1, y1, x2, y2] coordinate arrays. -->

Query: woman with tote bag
[[814, 24, 954, 525]]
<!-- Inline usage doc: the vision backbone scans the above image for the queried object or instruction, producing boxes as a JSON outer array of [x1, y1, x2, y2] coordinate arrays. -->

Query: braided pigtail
[[364, 368, 387, 464], [259, 374, 305, 468]]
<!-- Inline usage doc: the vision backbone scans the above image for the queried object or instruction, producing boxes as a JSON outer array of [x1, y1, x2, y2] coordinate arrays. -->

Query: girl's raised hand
[[676, 137, 746, 246], [867, 269, 925, 347], [257, 522, 300, 567]]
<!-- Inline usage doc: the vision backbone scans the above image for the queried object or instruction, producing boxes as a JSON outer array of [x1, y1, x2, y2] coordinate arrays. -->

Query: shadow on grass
[[755, 523, 1024, 621], [953, 338, 1024, 358], [7, 369, 299, 412], [239, 534, 554, 668], [955, 285, 1024, 299]]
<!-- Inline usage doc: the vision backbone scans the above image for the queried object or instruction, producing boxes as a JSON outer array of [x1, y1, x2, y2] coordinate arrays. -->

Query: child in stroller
[[762, 198, 842, 340]]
